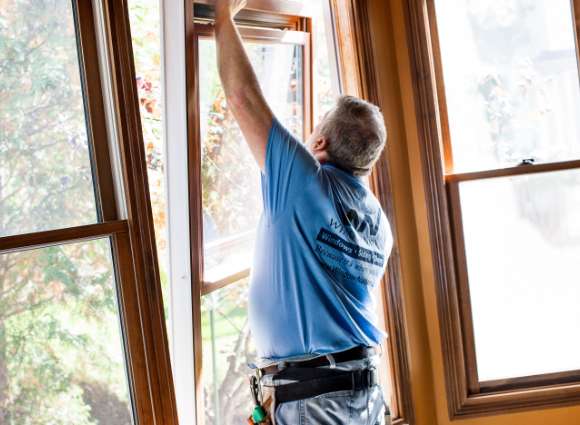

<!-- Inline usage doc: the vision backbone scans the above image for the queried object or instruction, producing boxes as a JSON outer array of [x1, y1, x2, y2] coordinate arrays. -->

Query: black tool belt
[[261, 346, 376, 376], [273, 366, 378, 404], [259, 346, 378, 404]]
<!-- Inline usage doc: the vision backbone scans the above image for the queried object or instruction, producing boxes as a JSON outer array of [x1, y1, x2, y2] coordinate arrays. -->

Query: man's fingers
[[232, 0, 247, 16], [215, 0, 245, 19]]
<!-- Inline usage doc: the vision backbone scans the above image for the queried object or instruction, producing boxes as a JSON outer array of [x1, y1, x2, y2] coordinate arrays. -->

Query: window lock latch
[[519, 157, 536, 166]]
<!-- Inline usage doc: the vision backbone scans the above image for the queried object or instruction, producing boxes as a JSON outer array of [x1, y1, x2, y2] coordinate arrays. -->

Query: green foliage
[[0, 0, 97, 237], [0, 239, 131, 424], [1, 2, 139, 421]]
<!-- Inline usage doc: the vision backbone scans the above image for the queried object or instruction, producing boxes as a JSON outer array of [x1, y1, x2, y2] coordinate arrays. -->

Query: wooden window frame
[[185, 1, 415, 424], [186, 5, 313, 422], [194, 23, 312, 295], [0, 0, 179, 423], [403, 0, 580, 417], [329, 1, 415, 423]]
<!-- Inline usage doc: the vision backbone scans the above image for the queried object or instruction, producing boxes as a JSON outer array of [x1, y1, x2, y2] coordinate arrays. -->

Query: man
[[215, 0, 392, 423]]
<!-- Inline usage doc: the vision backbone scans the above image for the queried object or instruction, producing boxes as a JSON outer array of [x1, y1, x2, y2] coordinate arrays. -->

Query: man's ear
[[312, 137, 329, 153]]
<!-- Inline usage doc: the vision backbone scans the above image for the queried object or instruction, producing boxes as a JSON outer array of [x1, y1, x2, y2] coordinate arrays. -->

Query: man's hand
[[215, 0, 247, 22]]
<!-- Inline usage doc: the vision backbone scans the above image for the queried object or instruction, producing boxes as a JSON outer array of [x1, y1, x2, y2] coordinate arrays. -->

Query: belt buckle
[[366, 367, 378, 388]]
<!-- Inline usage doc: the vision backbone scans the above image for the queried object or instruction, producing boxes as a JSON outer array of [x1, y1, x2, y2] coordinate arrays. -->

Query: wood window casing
[[329, 1, 415, 423], [0, 0, 179, 424], [185, 1, 415, 424], [403, 0, 580, 417]]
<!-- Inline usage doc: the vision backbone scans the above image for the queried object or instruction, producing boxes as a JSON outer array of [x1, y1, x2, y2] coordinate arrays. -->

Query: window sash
[[192, 24, 312, 293], [433, 0, 580, 392], [430, 0, 580, 177], [404, 0, 580, 416], [0, 0, 179, 422], [74, 0, 119, 222], [185, 5, 317, 423]]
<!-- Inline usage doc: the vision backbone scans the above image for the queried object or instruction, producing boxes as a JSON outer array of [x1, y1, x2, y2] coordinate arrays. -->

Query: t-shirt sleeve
[[262, 118, 320, 217]]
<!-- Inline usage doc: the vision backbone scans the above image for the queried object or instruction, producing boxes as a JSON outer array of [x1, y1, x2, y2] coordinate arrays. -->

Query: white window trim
[[160, 0, 196, 423]]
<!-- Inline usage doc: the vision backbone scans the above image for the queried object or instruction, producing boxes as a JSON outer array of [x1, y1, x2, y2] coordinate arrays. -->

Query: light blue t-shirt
[[249, 119, 393, 361]]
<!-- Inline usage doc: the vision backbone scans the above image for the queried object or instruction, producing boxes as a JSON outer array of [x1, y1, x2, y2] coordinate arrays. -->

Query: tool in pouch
[[247, 373, 271, 424]]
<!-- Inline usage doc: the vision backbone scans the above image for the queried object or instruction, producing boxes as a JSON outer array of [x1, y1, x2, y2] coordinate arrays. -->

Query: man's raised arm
[[215, 0, 273, 170]]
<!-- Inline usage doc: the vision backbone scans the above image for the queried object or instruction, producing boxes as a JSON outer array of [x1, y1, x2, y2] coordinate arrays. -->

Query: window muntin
[[0, 0, 99, 237], [0, 238, 133, 424], [435, 0, 580, 173], [199, 36, 305, 284], [457, 169, 580, 382]]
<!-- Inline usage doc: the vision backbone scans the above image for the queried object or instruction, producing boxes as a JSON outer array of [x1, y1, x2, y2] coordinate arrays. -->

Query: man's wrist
[[215, 13, 234, 30]]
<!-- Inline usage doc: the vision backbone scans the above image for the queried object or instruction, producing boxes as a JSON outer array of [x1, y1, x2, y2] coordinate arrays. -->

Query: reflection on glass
[[199, 39, 304, 281], [127, 0, 171, 325], [312, 0, 340, 124], [459, 170, 580, 381], [201, 279, 255, 425], [0, 239, 133, 424], [0, 0, 98, 236], [435, 0, 580, 172]]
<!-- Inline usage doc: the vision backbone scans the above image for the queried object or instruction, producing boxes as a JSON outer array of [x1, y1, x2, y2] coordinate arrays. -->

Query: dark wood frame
[[0, 0, 179, 423], [403, 0, 580, 417], [329, 1, 416, 423]]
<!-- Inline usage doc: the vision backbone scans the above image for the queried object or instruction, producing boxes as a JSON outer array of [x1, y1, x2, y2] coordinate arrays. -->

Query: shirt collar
[[323, 162, 366, 182]]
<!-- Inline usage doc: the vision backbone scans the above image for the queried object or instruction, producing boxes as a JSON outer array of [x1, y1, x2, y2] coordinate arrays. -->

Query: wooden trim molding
[[330, 0, 415, 423], [101, 0, 179, 423], [403, 0, 580, 417]]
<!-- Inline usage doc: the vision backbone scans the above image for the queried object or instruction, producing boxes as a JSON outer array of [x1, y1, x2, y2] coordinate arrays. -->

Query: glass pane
[[128, 0, 170, 329], [311, 0, 341, 124], [201, 279, 256, 425], [0, 0, 99, 236], [0, 239, 133, 424], [435, 0, 580, 172], [199, 39, 304, 281], [459, 170, 580, 381]]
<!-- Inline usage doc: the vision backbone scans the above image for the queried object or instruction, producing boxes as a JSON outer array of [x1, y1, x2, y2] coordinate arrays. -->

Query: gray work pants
[[262, 355, 391, 425]]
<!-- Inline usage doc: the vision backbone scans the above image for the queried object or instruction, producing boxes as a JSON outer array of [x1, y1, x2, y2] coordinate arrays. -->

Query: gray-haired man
[[214, 0, 392, 423]]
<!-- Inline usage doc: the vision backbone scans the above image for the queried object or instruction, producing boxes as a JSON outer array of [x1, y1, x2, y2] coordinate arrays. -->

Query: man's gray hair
[[319, 95, 387, 176]]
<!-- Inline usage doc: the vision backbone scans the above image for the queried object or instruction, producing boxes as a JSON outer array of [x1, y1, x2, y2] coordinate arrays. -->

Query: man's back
[[249, 119, 393, 361]]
